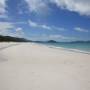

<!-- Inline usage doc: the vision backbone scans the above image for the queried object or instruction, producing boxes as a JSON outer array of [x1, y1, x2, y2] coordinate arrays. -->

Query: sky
[[0, 0, 90, 41]]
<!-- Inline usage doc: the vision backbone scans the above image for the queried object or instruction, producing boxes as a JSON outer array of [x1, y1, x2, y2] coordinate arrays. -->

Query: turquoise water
[[40, 42, 90, 53]]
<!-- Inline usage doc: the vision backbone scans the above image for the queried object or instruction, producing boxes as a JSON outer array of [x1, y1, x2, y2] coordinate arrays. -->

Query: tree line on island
[[0, 35, 30, 42]]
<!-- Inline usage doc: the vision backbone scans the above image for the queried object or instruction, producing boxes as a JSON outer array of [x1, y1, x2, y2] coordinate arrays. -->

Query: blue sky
[[0, 0, 90, 41]]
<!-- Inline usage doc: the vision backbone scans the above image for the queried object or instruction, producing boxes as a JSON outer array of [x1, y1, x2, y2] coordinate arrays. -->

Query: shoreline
[[34, 42, 90, 55], [48, 45, 90, 55], [0, 42, 90, 55]]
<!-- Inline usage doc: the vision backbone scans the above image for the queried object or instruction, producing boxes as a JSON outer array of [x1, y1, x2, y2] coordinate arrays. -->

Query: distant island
[[0, 35, 30, 42], [33, 40, 90, 43], [47, 40, 57, 43]]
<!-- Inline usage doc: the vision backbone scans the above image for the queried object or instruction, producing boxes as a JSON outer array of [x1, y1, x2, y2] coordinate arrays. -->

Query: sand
[[0, 42, 90, 90]]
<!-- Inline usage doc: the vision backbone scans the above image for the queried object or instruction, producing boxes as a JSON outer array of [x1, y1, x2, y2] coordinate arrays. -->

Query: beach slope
[[0, 43, 90, 90]]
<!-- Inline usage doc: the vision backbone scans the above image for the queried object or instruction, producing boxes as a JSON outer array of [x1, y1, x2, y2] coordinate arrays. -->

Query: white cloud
[[25, 0, 90, 16], [15, 27, 25, 38], [28, 20, 52, 30], [0, 22, 14, 30], [0, 22, 15, 36], [75, 27, 89, 32], [29, 20, 39, 27], [29, 20, 66, 31], [0, 0, 6, 14], [16, 27, 22, 32], [50, 0, 90, 16], [25, 0, 49, 14], [0, 0, 8, 19], [0, 29, 11, 36], [41, 25, 51, 30], [0, 0, 89, 17], [0, 22, 25, 37]]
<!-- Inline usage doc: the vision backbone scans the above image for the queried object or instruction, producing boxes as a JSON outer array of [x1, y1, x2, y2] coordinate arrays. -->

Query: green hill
[[0, 35, 30, 42]]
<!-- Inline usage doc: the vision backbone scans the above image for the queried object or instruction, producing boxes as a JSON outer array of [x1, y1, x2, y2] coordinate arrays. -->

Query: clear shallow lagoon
[[39, 42, 90, 54]]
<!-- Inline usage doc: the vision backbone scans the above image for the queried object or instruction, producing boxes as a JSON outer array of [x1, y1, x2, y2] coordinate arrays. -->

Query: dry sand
[[0, 42, 90, 90]]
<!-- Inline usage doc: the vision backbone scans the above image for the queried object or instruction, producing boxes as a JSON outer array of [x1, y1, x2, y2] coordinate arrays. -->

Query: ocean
[[39, 42, 90, 54]]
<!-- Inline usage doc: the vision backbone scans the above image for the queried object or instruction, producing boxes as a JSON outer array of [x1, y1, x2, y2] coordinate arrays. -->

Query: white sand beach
[[0, 42, 90, 90]]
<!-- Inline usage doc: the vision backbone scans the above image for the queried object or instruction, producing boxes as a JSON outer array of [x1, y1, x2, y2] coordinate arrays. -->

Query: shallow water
[[40, 42, 90, 53]]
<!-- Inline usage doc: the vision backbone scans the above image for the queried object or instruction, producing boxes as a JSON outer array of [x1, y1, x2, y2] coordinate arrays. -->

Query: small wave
[[43, 44, 90, 55]]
